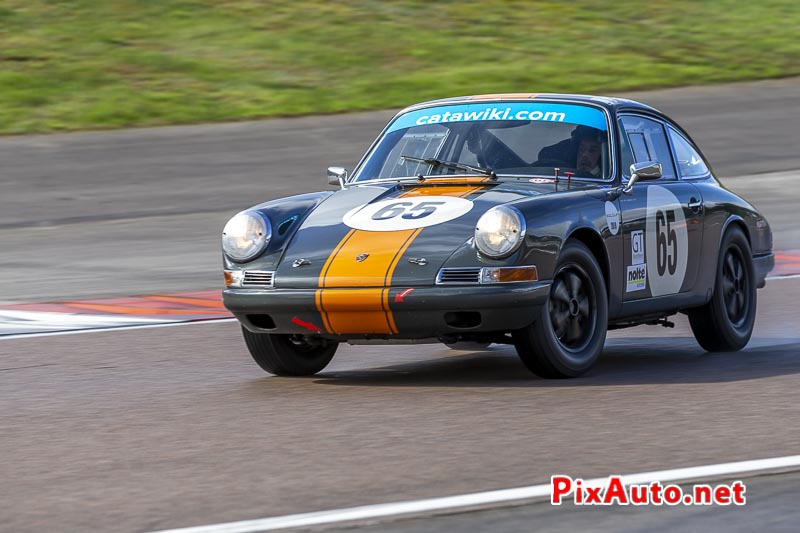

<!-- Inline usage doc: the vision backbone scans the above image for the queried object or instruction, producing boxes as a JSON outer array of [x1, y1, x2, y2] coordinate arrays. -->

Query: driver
[[534, 125, 606, 177], [576, 135, 602, 177]]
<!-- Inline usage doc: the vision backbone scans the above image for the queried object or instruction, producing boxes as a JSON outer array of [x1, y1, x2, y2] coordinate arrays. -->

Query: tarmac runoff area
[[148, 458, 800, 533], [3, 277, 800, 532]]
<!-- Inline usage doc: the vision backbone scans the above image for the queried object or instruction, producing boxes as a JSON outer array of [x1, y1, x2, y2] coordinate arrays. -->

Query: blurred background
[[2, 2, 800, 532], [1, 0, 799, 133]]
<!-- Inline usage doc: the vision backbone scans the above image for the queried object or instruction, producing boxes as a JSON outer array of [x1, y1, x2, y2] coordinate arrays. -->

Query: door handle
[[688, 197, 703, 213]]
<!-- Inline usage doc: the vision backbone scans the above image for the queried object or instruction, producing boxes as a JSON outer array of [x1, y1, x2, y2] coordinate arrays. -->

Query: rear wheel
[[241, 327, 338, 376], [688, 226, 756, 351], [513, 240, 608, 378]]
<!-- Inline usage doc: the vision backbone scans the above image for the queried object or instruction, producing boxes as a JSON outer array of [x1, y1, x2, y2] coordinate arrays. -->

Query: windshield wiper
[[400, 155, 497, 179]]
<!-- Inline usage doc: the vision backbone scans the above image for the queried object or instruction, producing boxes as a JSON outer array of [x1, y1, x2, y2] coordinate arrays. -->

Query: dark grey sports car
[[221, 94, 774, 378]]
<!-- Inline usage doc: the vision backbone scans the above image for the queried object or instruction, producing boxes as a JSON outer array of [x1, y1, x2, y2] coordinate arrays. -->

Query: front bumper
[[223, 282, 551, 339], [753, 253, 774, 288]]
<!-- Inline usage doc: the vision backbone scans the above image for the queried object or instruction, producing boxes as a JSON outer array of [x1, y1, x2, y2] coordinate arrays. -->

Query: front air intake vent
[[436, 267, 482, 284], [242, 270, 275, 287]]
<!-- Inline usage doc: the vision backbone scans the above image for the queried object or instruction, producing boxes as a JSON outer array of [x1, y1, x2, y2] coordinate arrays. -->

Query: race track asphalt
[[332, 472, 800, 533], [2, 279, 800, 532], [1, 77, 799, 532]]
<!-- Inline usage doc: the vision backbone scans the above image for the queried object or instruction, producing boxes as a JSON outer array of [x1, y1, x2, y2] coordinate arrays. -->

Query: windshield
[[353, 102, 611, 182]]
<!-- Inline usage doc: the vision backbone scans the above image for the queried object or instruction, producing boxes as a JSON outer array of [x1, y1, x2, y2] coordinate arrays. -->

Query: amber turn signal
[[480, 266, 538, 283]]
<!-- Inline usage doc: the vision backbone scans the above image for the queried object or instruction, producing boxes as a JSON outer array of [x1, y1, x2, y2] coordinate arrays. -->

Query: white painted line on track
[[151, 454, 800, 533], [767, 273, 800, 280], [0, 309, 172, 336], [0, 317, 237, 340]]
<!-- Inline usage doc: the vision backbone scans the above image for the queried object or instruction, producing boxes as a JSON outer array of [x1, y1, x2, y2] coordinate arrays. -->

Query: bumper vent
[[436, 267, 482, 284], [242, 270, 275, 287]]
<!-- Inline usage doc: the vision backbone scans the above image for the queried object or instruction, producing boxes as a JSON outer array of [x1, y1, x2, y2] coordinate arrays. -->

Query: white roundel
[[646, 185, 688, 296], [342, 195, 474, 231], [604, 201, 620, 235]]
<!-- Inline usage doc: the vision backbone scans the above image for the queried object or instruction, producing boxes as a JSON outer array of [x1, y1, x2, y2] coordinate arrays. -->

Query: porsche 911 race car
[[221, 94, 774, 378]]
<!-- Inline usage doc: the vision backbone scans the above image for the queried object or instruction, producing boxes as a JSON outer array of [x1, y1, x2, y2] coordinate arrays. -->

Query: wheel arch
[[709, 216, 752, 292], [564, 226, 610, 299], [721, 216, 750, 247]]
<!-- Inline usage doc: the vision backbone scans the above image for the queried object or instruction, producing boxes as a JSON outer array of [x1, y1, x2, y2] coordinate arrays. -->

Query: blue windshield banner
[[388, 102, 607, 133]]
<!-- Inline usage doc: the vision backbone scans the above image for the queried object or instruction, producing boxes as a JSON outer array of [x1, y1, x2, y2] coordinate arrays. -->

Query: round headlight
[[222, 210, 271, 262], [474, 206, 526, 258]]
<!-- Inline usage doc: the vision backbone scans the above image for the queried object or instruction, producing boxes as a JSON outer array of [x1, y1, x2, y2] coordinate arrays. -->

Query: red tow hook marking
[[292, 317, 322, 332], [395, 288, 414, 303]]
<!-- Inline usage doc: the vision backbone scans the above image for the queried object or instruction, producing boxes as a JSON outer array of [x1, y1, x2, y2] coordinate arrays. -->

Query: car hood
[[273, 178, 592, 288]]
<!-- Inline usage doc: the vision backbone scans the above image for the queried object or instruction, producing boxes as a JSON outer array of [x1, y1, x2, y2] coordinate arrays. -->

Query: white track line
[[767, 273, 800, 280], [151, 454, 800, 533], [0, 317, 237, 340]]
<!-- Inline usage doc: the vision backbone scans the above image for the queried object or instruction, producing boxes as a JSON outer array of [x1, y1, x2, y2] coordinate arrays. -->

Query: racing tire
[[513, 240, 608, 378], [241, 327, 338, 376], [688, 226, 756, 352]]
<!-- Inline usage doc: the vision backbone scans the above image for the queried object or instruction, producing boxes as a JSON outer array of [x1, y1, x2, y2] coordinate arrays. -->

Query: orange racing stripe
[[315, 184, 483, 335], [321, 228, 420, 288]]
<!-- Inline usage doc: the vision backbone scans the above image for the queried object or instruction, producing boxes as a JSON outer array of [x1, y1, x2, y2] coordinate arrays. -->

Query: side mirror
[[327, 166, 348, 188], [624, 161, 662, 193]]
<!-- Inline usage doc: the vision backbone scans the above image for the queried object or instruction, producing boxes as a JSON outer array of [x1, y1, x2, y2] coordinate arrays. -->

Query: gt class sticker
[[342, 195, 474, 231], [646, 185, 688, 296], [631, 230, 644, 265]]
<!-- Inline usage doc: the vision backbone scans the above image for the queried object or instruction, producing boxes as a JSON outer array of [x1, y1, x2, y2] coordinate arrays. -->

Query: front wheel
[[241, 327, 338, 376], [513, 240, 608, 378], [688, 226, 756, 352]]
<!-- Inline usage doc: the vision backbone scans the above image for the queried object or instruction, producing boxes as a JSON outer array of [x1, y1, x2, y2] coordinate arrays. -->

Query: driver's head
[[466, 128, 483, 154], [577, 137, 602, 175], [572, 125, 605, 176]]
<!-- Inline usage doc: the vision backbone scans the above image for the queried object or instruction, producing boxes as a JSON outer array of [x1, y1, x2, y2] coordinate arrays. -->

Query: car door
[[617, 115, 705, 307]]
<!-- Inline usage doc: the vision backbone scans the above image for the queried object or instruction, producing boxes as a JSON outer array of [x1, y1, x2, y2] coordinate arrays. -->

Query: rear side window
[[618, 116, 676, 180], [668, 127, 710, 179]]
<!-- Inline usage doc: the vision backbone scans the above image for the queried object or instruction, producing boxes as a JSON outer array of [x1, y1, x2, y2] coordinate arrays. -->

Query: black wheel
[[241, 327, 338, 376], [513, 240, 608, 378], [688, 226, 756, 352]]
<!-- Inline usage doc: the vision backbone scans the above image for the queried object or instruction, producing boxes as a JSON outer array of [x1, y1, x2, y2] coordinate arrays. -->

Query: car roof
[[397, 93, 662, 116]]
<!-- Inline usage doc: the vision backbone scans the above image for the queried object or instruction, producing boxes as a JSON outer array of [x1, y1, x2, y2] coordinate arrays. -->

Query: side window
[[618, 123, 635, 179], [628, 132, 650, 161], [668, 127, 710, 179], [618, 116, 676, 180]]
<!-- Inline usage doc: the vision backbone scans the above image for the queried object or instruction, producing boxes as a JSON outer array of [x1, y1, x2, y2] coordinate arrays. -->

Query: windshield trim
[[349, 99, 616, 184], [344, 174, 495, 187], [345, 173, 575, 187]]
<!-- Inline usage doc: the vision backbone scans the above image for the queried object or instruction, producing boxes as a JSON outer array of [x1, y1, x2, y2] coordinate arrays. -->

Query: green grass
[[1, 1, 799, 133]]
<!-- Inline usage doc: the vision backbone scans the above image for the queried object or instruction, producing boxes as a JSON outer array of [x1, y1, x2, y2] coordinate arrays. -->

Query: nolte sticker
[[631, 230, 644, 265], [626, 264, 647, 292]]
